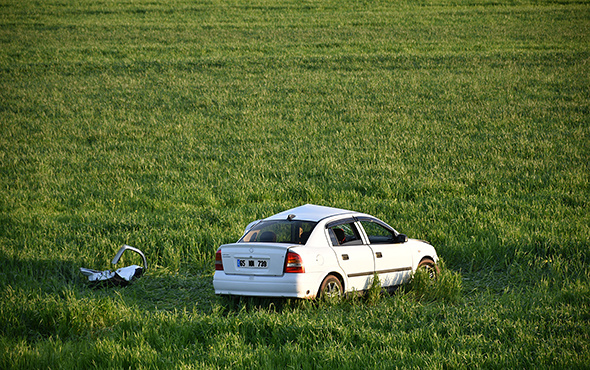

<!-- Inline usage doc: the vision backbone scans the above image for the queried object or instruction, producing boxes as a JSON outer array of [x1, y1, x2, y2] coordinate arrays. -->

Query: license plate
[[237, 258, 268, 269]]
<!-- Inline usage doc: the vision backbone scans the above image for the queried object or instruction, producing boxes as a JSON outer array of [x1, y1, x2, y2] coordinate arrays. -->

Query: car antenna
[[287, 214, 296, 221]]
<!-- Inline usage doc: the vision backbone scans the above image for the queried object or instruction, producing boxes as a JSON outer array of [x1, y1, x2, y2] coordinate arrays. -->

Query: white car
[[213, 204, 439, 299]]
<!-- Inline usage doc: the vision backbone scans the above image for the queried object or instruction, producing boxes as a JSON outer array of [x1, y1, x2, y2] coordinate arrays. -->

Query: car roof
[[265, 204, 357, 222]]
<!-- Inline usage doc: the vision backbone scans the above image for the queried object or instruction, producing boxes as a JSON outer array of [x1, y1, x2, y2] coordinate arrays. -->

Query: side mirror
[[395, 234, 408, 243]]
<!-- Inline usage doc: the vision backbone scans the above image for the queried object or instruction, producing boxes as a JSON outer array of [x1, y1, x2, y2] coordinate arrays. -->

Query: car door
[[326, 219, 375, 292], [357, 218, 413, 287]]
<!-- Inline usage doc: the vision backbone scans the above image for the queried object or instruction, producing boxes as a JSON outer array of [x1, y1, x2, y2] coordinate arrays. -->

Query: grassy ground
[[1, 0, 589, 368]]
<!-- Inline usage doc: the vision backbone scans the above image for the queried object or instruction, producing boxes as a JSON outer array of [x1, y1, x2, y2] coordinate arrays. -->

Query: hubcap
[[423, 265, 436, 280], [325, 281, 340, 297]]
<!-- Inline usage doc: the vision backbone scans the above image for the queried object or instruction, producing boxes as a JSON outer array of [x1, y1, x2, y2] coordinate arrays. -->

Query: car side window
[[328, 222, 363, 246], [360, 221, 396, 244]]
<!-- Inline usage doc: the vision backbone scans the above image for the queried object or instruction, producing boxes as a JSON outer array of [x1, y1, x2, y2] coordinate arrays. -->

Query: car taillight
[[284, 251, 305, 273], [215, 249, 223, 271]]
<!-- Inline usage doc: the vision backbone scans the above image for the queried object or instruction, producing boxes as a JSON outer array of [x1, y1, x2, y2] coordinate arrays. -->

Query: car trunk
[[219, 243, 289, 276]]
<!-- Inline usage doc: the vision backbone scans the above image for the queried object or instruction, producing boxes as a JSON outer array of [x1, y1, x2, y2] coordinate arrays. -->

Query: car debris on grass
[[80, 245, 147, 286]]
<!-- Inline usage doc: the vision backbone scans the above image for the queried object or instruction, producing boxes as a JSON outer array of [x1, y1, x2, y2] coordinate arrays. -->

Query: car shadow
[[218, 294, 311, 313]]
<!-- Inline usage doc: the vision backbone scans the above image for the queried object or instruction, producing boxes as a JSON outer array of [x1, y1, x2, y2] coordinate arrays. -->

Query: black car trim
[[325, 217, 358, 229], [347, 271, 374, 278], [356, 216, 398, 234], [348, 267, 412, 278], [376, 267, 412, 274]]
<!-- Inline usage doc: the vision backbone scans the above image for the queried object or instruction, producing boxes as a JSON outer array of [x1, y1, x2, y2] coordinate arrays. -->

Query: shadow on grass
[[81, 262, 466, 316], [0, 250, 81, 291], [1, 246, 463, 319], [84, 268, 218, 313]]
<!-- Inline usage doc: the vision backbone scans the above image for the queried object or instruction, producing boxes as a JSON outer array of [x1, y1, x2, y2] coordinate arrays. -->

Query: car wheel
[[318, 274, 343, 299], [417, 258, 440, 280]]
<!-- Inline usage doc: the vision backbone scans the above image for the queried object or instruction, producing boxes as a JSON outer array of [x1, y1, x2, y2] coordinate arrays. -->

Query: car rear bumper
[[213, 271, 320, 299]]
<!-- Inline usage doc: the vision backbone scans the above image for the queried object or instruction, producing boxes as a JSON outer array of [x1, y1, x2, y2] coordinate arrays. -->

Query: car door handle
[[375, 252, 382, 258], [342, 254, 349, 260]]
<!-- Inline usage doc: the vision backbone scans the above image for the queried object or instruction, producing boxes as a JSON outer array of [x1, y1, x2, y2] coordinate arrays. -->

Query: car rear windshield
[[239, 220, 317, 245]]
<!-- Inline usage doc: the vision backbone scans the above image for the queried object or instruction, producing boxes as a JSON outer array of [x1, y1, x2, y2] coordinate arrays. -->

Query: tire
[[318, 274, 343, 299], [417, 258, 440, 280]]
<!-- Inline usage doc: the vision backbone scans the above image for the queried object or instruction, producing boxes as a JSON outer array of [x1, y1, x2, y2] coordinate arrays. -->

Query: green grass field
[[1, 0, 589, 368]]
